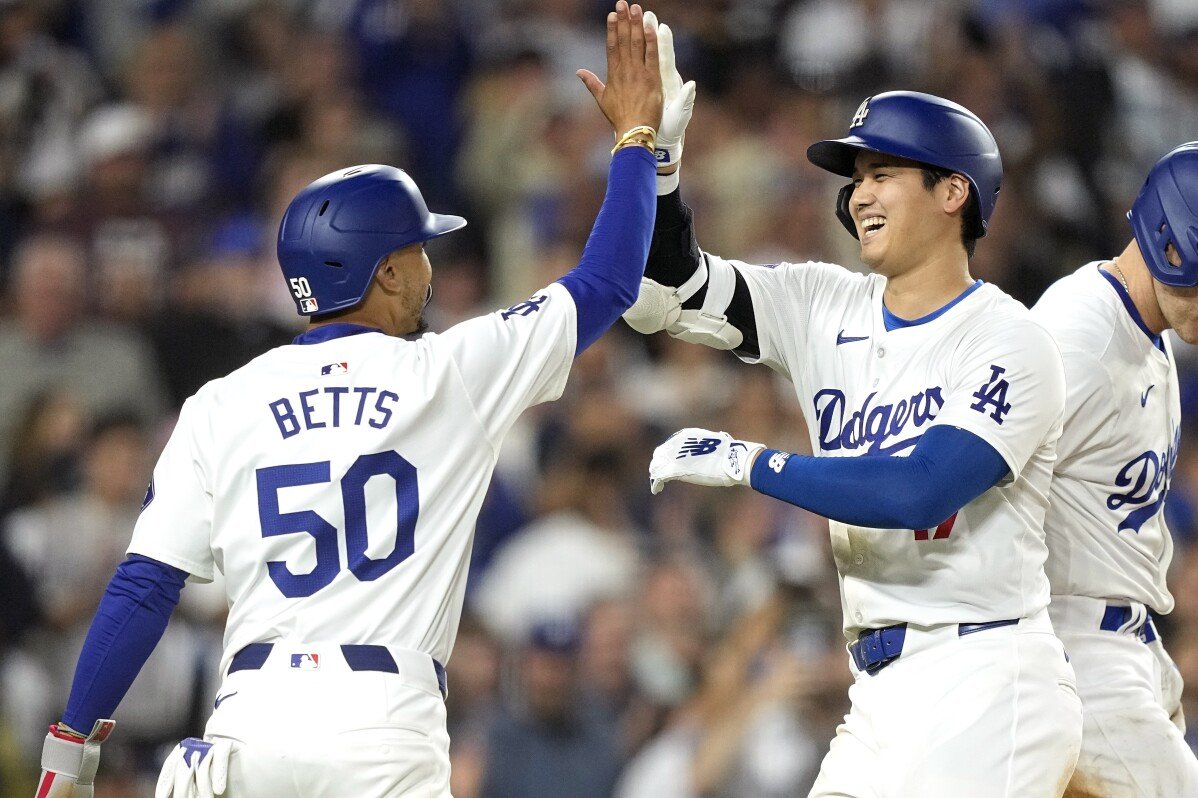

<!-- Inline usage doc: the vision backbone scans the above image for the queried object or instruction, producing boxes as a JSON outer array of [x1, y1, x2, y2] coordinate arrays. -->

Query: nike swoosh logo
[[836, 330, 869, 345], [214, 691, 238, 709], [1141, 385, 1154, 407]]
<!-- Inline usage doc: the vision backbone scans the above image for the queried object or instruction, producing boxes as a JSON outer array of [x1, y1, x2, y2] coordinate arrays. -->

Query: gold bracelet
[[611, 125, 657, 155], [613, 137, 654, 154]]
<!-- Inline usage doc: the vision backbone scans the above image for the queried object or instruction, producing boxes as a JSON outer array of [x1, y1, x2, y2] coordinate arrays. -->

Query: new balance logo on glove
[[677, 437, 723, 458]]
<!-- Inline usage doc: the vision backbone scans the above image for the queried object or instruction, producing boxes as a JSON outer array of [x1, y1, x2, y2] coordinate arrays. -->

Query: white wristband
[[656, 170, 680, 196]]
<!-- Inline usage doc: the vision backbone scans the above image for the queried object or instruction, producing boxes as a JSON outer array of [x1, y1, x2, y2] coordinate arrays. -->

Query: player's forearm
[[645, 187, 702, 289], [749, 426, 1010, 530], [641, 188, 762, 357], [60, 555, 186, 731], [556, 146, 657, 353]]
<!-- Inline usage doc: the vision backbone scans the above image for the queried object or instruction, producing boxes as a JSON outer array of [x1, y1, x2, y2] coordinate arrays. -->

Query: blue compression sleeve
[[557, 146, 656, 355], [61, 554, 187, 730], [750, 425, 1010, 530]]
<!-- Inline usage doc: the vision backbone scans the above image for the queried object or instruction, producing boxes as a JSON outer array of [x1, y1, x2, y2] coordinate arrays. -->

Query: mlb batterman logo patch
[[300, 297, 319, 313], [291, 653, 320, 670], [320, 362, 348, 376]]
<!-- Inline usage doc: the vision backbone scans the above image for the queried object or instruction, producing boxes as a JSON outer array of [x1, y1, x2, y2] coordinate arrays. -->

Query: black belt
[[850, 618, 1019, 675], [228, 643, 448, 699]]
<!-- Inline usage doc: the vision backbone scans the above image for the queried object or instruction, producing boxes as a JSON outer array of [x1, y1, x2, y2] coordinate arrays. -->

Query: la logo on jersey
[[1109, 426, 1180, 534], [969, 364, 1012, 425], [501, 294, 548, 321], [291, 653, 320, 670]]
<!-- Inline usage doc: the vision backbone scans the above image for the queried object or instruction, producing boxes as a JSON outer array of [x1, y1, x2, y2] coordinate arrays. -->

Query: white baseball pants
[[170, 641, 452, 798], [1051, 595, 1198, 798], [809, 609, 1082, 798]]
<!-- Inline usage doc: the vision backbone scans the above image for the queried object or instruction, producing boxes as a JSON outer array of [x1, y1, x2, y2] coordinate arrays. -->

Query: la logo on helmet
[[851, 98, 871, 129]]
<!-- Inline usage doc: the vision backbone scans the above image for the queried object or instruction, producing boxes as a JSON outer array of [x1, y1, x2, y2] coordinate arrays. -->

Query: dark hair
[[921, 166, 979, 259]]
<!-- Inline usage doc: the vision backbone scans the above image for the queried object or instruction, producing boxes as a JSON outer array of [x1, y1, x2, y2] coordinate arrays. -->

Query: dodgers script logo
[[1109, 426, 1180, 534], [813, 387, 944, 455]]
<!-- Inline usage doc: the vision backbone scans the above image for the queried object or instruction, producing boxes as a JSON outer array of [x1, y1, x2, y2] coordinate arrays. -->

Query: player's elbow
[[888, 490, 960, 532]]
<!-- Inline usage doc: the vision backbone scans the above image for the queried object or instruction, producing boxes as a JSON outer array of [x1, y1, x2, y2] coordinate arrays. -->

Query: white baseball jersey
[[730, 256, 1066, 636], [1032, 263, 1179, 612], [127, 283, 577, 671]]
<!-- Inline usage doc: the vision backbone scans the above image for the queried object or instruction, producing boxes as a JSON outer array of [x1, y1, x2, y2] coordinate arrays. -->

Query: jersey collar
[[292, 323, 385, 346], [881, 279, 983, 332], [1096, 266, 1164, 352]]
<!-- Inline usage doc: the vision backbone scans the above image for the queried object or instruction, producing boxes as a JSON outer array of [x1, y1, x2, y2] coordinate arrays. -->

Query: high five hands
[[578, 2, 664, 142]]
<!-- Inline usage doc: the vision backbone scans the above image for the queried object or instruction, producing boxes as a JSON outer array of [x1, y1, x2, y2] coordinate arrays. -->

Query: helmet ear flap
[[836, 183, 858, 240]]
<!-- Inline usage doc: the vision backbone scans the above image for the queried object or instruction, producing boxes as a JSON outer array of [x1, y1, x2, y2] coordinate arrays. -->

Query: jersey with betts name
[[127, 283, 577, 670], [731, 256, 1066, 637], [1031, 263, 1178, 613]]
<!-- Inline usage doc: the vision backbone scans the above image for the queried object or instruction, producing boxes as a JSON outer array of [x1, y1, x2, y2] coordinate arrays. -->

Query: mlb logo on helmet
[[320, 362, 348, 376], [300, 297, 319, 313], [291, 653, 320, 670]]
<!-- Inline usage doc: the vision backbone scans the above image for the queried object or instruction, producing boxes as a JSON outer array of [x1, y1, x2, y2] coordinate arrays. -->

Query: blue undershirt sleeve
[[749, 425, 1011, 530], [60, 554, 187, 731], [556, 146, 656, 355]]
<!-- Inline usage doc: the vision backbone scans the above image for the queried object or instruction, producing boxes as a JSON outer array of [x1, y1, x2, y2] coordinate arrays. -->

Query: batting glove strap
[[38, 719, 115, 797], [649, 428, 765, 494]]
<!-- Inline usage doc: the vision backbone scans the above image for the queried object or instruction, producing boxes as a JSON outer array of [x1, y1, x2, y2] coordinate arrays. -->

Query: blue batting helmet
[[277, 165, 467, 316], [806, 91, 1003, 240], [1128, 142, 1198, 288]]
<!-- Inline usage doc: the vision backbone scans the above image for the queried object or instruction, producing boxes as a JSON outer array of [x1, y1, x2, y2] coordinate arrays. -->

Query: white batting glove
[[36, 719, 116, 797], [649, 428, 765, 495], [642, 11, 695, 192], [155, 737, 233, 798]]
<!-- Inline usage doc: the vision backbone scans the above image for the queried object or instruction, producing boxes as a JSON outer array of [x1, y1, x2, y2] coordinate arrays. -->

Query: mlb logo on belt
[[320, 362, 348, 376], [291, 653, 320, 670], [300, 297, 319, 313]]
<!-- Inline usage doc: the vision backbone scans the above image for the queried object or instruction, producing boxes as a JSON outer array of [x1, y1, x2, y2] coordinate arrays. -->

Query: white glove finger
[[651, 477, 665, 495], [680, 80, 696, 115], [174, 759, 195, 798], [155, 747, 183, 798], [196, 759, 213, 798], [658, 23, 682, 95], [210, 740, 231, 795], [642, 10, 657, 31]]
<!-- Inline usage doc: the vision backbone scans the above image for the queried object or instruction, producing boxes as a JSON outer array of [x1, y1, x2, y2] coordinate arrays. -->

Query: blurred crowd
[[1, 0, 1198, 795]]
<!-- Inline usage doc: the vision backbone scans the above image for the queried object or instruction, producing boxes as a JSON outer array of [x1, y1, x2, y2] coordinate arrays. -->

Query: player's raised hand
[[643, 11, 695, 174], [578, 2, 663, 139], [649, 428, 766, 494]]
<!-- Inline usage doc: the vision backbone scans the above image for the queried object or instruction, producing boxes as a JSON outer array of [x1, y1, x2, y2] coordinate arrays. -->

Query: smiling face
[[850, 151, 972, 277]]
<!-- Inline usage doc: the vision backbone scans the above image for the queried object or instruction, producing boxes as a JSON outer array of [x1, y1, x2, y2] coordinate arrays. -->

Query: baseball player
[[1030, 142, 1198, 798], [625, 31, 1082, 796], [33, 4, 662, 796]]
